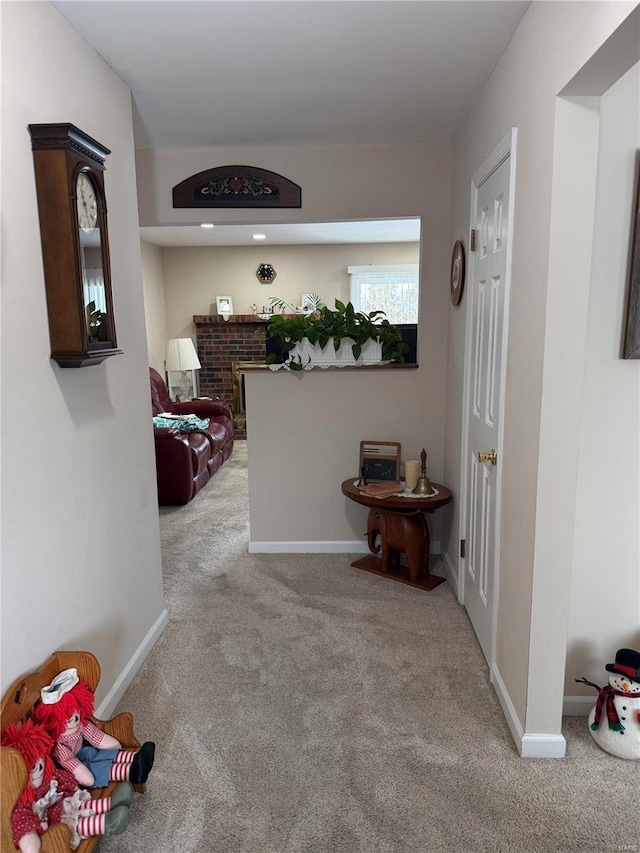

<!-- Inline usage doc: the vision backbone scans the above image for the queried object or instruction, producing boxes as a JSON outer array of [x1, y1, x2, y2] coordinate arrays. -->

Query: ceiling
[[140, 218, 421, 247], [55, 0, 529, 247], [55, 1, 529, 149]]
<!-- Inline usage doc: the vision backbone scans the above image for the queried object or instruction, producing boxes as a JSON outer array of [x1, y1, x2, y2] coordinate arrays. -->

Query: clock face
[[76, 172, 98, 233], [256, 263, 277, 284]]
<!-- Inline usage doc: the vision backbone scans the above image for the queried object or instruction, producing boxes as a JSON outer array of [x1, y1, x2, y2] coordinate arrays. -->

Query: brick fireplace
[[193, 314, 268, 439]]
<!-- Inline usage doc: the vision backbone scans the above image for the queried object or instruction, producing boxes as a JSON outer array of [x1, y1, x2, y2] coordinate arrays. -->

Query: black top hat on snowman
[[605, 648, 640, 682]]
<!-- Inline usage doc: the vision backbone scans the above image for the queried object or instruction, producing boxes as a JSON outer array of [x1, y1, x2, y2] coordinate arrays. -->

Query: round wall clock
[[450, 240, 465, 306], [256, 263, 277, 284]]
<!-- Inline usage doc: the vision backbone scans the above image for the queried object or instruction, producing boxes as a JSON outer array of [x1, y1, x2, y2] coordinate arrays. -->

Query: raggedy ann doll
[[34, 668, 155, 788], [1, 719, 132, 852]]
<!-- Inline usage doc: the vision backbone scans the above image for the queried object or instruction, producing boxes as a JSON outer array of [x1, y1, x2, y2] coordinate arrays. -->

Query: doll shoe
[[104, 805, 130, 835], [130, 741, 155, 784], [110, 781, 133, 809]]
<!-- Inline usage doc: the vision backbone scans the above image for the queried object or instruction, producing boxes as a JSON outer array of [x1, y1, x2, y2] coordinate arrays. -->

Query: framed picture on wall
[[217, 296, 233, 315], [623, 166, 640, 359]]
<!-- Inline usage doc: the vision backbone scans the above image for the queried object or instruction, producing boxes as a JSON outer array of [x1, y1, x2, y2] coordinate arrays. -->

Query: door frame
[[458, 128, 518, 670]]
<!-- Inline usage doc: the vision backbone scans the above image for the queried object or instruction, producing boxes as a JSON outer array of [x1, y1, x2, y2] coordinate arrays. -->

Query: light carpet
[[100, 442, 638, 853]]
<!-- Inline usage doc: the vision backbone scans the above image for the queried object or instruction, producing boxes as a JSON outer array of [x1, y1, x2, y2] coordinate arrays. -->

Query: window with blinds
[[83, 269, 107, 312], [348, 264, 419, 324]]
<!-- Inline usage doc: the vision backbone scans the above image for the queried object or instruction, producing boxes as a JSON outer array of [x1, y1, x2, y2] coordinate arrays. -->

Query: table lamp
[[165, 338, 201, 399]]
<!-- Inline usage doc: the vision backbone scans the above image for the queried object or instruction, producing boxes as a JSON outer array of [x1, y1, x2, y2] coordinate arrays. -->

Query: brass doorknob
[[477, 449, 498, 465]]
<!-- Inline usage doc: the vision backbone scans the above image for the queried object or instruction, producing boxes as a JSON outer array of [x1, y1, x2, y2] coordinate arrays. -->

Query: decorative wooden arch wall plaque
[[172, 165, 301, 209]]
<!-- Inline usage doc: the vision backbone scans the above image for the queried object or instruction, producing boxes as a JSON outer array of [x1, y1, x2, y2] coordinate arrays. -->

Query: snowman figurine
[[588, 648, 640, 760]]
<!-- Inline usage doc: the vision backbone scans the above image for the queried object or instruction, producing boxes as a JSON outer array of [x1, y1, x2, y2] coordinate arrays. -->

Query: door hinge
[[470, 230, 477, 252], [460, 539, 466, 559]]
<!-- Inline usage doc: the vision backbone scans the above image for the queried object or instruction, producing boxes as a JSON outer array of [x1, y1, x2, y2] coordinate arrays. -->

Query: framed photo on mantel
[[216, 296, 233, 316]]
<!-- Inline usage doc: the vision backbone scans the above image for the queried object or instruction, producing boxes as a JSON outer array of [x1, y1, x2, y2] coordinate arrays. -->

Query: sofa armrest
[[174, 400, 233, 420], [154, 426, 179, 439]]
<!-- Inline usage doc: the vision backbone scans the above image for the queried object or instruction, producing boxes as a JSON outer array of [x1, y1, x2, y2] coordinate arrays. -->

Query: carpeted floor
[[100, 442, 639, 853]]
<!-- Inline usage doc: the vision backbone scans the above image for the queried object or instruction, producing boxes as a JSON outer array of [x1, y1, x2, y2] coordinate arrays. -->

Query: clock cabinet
[[29, 123, 122, 367]]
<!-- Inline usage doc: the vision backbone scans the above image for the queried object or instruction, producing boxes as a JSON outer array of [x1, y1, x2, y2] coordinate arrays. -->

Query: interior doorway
[[460, 130, 517, 667]]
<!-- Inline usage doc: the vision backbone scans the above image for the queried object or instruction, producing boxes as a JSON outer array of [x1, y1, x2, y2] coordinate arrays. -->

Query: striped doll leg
[[77, 806, 130, 838], [87, 782, 133, 813], [109, 748, 136, 781]]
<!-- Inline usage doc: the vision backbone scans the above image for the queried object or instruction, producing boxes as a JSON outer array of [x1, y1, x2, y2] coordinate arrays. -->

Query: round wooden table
[[341, 478, 453, 591]]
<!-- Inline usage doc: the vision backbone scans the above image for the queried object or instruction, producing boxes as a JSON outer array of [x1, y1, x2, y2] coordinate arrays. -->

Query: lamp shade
[[165, 338, 201, 371]]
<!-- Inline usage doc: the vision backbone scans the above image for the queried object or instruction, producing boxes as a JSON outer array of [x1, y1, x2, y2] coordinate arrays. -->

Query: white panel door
[[465, 156, 510, 663]]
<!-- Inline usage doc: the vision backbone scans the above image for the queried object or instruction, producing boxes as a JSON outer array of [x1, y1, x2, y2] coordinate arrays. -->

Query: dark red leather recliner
[[150, 368, 234, 505]]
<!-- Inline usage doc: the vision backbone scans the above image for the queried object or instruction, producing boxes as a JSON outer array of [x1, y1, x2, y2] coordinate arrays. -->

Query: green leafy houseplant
[[85, 300, 109, 343], [265, 299, 409, 371]]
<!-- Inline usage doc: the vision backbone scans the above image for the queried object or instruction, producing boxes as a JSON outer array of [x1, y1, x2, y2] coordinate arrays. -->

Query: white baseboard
[[491, 663, 525, 750], [442, 550, 459, 596], [249, 540, 368, 554], [563, 695, 595, 717], [248, 540, 443, 554], [520, 734, 567, 759], [491, 664, 567, 758], [95, 608, 169, 719]]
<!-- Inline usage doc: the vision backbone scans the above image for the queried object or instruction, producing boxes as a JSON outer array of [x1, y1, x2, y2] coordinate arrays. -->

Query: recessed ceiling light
[[252, 233, 266, 240], [200, 223, 214, 229]]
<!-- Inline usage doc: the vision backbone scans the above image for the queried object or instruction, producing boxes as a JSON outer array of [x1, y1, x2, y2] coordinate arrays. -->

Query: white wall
[[141, 239, 168, 374], [161, 242, 419, 339], [138, 142, 452, 550], [1, 2, 166, 704], [565, 62, 640, 698], [136, 142, 450, 229], [245, 369, 448, 545], [445, 1, 637, 735]]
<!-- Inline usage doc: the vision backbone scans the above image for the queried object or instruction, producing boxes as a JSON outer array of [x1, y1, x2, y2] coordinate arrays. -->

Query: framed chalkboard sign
[[359, 441, 402, 482]]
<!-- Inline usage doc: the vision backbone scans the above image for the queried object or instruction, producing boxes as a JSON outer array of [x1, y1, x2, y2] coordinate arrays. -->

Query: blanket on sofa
[[153, 413, 210, 431]]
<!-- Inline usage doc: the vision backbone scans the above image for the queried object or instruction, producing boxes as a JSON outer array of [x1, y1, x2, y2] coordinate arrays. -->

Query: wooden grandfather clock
[[29, 123, 122, 367]]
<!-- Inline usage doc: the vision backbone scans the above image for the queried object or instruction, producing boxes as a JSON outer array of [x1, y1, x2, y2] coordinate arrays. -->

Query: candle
[[404, 460, 420, 491]]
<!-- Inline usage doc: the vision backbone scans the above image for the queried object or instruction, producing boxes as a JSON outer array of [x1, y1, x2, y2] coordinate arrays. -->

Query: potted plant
[[264, 299, 409, 371], [85, 300, 109, 343]]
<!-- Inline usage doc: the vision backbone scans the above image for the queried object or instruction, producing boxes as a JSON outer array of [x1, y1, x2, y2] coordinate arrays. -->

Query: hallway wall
[[445, 1, 637, 738], [565, 61, 640, 700], [1, 2, 166, 702], [141, 239, 168, 375]]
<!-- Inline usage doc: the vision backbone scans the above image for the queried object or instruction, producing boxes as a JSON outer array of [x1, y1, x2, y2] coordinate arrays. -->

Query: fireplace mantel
[[194, 314, 271, 325], [194, 314, 270, 439]]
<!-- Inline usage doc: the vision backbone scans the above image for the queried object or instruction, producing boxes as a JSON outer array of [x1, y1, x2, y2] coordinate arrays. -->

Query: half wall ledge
[[239, 363, 419, 372]]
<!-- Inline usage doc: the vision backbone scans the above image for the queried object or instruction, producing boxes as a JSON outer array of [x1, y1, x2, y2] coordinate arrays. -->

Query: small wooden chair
[[1, 650, 145, 853]]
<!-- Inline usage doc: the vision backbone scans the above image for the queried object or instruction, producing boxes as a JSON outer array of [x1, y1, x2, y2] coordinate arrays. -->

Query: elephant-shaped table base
[[341, 479, 453, 592], [366, 507, 431, 583]]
